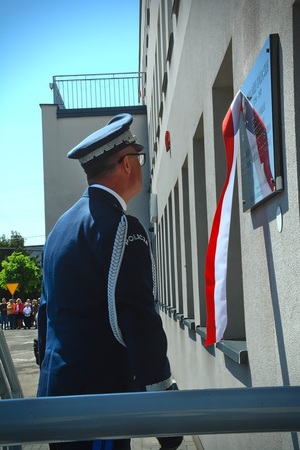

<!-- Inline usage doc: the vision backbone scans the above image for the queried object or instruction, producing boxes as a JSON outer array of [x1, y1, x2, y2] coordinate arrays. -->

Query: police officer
[[37, 114, 183, 450]]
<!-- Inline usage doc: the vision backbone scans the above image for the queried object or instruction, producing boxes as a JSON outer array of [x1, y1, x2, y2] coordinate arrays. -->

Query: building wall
[[41, 106, 150, 235], [139, 0, 300, 449]]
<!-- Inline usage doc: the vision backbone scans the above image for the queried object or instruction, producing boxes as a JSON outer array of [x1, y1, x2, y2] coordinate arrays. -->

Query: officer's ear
[[121, 155, 132, 174]]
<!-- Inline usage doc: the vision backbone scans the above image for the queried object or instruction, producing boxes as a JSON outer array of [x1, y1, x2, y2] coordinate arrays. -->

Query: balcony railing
[[1, 387, 300, 446], [1, 329, 300, 447], [50, 72, 145, 109]]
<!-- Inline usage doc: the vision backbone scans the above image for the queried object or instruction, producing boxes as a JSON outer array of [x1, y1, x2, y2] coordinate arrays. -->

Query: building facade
[[41, 103, 150, 235], [138, 1, 300, 449]]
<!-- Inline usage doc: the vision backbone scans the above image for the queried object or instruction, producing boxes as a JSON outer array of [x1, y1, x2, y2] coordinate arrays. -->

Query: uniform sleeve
[[37, 292, 47, 366], [107, 214, 172, 391]]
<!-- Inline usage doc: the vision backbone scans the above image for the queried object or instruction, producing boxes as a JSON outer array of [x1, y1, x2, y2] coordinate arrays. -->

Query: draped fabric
[[205, 91, 272, 346]]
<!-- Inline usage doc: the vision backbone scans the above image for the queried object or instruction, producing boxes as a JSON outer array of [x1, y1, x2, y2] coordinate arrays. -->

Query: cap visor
[[132, 143, 144, 152]]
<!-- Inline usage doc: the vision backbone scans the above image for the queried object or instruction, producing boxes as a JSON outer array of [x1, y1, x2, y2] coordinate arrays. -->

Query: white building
[[41, 1, 300, 449], [138, 1, 300, 449]]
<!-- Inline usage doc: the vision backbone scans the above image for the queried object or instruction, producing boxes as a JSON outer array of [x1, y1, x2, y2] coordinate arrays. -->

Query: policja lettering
[[126, 233, 148, 246]]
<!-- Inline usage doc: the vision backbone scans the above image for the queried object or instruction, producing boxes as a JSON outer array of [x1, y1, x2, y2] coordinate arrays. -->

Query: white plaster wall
[[41, 105, 150, 236], [141, 0, 300, 448]]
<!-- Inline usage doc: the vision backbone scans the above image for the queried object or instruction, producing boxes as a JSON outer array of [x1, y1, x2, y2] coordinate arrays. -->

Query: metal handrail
[[0, 329, 24, 399], [50, 72, 146, 109], [0, 387, 299, 446]]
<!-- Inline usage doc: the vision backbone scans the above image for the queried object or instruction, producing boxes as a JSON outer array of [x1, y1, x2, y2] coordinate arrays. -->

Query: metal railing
[[0, 330, 24, 400], [50, 72, 145, 109], [0, 387, 299, 446], [1, 330, 300, 447], [0, 329, 23, 450]]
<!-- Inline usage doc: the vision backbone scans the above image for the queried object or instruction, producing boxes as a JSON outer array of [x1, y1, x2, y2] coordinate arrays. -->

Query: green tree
[[0, 231, 29, 262], [0, 252, 42, 299]]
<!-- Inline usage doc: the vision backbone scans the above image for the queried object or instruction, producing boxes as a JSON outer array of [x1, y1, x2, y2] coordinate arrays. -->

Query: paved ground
[[1, 329, 201, 450]]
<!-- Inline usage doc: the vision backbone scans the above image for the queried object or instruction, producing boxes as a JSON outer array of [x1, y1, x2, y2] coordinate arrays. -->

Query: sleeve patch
[[125, 233, 149, 246]]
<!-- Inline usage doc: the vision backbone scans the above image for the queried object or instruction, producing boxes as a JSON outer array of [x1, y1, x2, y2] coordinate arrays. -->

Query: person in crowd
[[23, 300, 32, 329], [7, 298, 16, 329], [15, 298, 24, 329], [31, 299, 39, 328], [0, 298, 8, 330], [37, 114, 183, 450]]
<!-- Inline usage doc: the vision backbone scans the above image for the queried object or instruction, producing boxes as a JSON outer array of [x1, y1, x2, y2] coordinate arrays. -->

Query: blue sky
[[0, 0, 139, 246]]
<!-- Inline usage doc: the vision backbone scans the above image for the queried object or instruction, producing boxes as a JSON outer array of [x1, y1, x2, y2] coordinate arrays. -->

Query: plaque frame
[[240, 34, 283, 212]]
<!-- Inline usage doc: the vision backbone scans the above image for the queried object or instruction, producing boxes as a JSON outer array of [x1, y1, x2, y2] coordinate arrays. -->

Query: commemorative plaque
[[239, 34, 283, 211]]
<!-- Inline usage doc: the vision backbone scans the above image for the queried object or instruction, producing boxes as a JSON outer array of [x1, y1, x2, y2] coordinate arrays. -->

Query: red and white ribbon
[[204, 91, 240, 346], [205, 91, 273, 346]]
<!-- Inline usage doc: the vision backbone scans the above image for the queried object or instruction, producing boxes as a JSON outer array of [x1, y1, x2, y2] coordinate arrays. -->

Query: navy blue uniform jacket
[[37, 187, 171, 397]]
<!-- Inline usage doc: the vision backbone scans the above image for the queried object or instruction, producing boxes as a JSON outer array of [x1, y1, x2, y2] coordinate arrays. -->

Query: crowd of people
[[0, 297, 39, 330]]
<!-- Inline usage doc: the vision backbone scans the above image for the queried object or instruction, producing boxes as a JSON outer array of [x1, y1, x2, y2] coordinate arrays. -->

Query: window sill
[[157, 303, 248, 365], [196, 327, 248, 364]]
